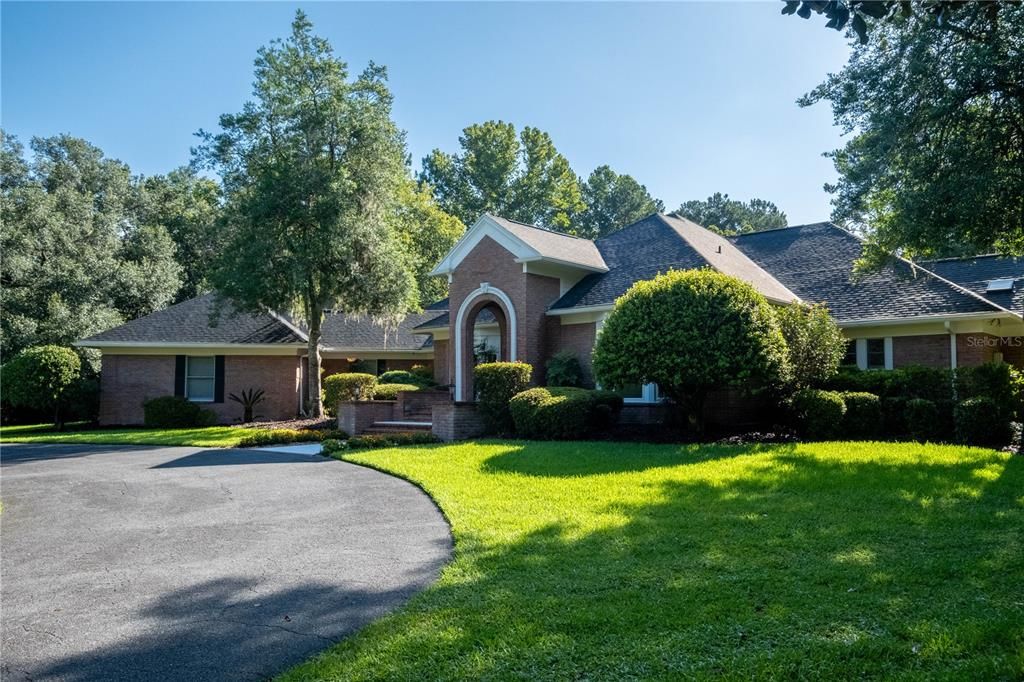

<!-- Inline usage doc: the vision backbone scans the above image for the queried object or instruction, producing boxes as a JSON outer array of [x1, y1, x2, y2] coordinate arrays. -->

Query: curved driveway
[[0, 444, 452, 681]]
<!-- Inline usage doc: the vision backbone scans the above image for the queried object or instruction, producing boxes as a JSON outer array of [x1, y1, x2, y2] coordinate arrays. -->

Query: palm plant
[[228, 387, 266, 423]]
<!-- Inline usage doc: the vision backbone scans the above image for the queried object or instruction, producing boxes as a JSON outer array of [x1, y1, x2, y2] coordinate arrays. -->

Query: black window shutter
[[214, 356, 225, 403], [174, 356, 186, 397]]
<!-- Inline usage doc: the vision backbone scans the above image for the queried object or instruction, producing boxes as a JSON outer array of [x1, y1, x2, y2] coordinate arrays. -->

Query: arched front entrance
[[454, 284, 516, 401]]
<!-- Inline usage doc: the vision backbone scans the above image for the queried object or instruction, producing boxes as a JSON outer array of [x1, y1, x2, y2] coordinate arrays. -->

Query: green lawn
[[285, 440, 1023, 680], [0, 423, 257, 447]]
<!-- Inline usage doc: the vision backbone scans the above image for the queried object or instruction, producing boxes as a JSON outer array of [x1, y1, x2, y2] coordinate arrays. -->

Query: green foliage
[[142, 396, 216, 428], [592, 269, 790, 432], [956, 362, 1023, 420], [419, 120, 585, 231], [510, 387, 597, 440], [905, 398, 940, 442], [372, 383, 422, 400], [235, 428, 337, 448], [1, 133, 182, 356], [1, 345, 83, 427], [392, 178, 465, 303], [378, 370, 432, 387], [197, 11, 416, 417], [337, 431, 440, 451], [576, 165, 664, 239], [473, 362, 533, 434], [826, 365, 954, 401], [954, 397, 1014, 448], [675, 192, 787, 236], [798, 2, 1024, 256], [227, 387, 265, 423], [323, 373, 378, 414], [839, 391, 882, 439], [544, 351, 584, 388], [881, 396, 909, 439], [791, 389, 847, 440], [409, 364, 434, 383], [775, 303, 847, 391]]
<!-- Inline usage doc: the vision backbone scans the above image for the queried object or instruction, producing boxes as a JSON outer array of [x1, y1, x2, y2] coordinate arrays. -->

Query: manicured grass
[[285, 440, 1023, 680], [0, 423, 257, 447]]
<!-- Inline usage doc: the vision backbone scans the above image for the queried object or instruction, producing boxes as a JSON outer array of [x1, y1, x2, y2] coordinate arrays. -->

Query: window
[[842, 340, 857, 366], [615, 383, 660, 404], [866, 338, 886, 370], [185, 356, 216, 402]]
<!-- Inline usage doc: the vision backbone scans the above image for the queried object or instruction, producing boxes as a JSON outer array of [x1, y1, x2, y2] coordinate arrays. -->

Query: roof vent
[[986, 278, 1015, 293]]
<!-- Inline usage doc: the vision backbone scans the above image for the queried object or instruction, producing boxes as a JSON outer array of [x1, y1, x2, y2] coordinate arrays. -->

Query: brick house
[[78, 213, 1023, 425]]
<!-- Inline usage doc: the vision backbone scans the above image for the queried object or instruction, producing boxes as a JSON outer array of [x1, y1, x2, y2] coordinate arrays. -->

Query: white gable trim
[[454, 284, 517, 401], [429, 215, 539, 277]]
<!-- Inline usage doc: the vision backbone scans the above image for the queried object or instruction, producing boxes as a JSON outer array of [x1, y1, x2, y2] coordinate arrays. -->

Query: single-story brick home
[[78, 213, 1023, 425]]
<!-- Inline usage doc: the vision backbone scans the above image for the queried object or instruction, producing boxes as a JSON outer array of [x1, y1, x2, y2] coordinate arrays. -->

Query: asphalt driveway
[[0, 443, 452, 681]]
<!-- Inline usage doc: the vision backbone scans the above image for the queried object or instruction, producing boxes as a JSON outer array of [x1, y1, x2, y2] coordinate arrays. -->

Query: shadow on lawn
[[286, 445, 1023, 679], [480, 440, 791, 477]]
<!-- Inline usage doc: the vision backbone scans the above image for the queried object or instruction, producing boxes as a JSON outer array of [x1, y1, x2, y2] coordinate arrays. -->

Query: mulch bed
[[241, 418, 336, 431]]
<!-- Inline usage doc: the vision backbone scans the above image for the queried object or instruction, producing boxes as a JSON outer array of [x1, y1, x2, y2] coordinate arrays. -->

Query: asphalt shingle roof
[[320, 311, 436, 350], [918, 255, 1023, 316], [488, 215, 608, 271], [732, 223, 1003, 322], [81, 294, 306, 345]]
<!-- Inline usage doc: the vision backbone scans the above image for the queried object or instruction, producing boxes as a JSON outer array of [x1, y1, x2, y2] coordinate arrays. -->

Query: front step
[[363, 420, 433, 436]]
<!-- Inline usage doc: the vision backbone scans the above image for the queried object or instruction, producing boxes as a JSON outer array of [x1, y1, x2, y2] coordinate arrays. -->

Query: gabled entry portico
[[454, 283, 516, 401]]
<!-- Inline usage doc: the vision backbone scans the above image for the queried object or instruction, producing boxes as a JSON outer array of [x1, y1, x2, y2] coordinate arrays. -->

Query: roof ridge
[[730, 221, 835, 239], [918, 253, 1017, 264], [486, 213, 594, 242]]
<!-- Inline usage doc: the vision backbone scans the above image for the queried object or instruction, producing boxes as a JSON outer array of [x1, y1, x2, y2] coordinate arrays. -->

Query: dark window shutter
[[174, 356, 186, 397], [214, 355, 225, 403]]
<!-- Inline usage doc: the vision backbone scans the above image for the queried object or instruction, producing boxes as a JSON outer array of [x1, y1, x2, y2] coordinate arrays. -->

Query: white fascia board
[[428, 214, 538, 276], [546, 304, 614, 317], [838, 311, 1016, 328], [320, 349, 434, 359], [75, 341, 306, 355], [516, 255, 609, 274], [319, 347, 433, 354]]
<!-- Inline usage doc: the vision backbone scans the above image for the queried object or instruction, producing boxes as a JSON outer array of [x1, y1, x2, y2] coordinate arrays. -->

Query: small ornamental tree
[[1, 345, 82, 429], [774, 302, 847, 391], [592, 270, 790, 432]]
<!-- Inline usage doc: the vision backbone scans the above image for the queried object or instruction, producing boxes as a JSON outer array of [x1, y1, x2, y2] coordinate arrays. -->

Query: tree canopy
[[420, 120, 586, 231], [675, 192, 788, 235], [1, 132, 182, 356], [799, 2, 1024, 258], [392, 178, 465, 305], [577, 165, 664, 239], [196, 10, 416, 416]]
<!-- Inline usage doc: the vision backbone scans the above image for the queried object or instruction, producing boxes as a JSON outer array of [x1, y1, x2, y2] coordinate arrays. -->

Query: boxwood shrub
[[474, 362, 532, 434], [954, 397, 1014, 448], [372, 383, 422, 400], [142, 395, 216, 428], [323, 373, 377, 415], [378, 370, 433, 387], [791, 389, 846, 440], [545, 351, 584, 388], [510, 387, 598, 440], [839, 391, 882, 439], [905, 398, 940, 442]]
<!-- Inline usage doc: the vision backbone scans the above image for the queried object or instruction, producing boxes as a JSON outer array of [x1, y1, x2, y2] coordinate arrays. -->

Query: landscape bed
[[281, 440, 1023, 680], [0, 423, 316, 448]]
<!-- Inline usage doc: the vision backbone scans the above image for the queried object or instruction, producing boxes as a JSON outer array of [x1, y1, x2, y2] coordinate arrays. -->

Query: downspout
[[945, 320, 958, 400]]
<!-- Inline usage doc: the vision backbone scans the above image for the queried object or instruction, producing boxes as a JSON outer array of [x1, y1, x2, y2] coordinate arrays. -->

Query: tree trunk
[[306, 307, 324, 418]]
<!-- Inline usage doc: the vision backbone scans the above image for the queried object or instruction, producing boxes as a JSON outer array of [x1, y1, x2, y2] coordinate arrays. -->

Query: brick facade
[[99, 353, 301, 425], [433, 339, 450, 385], [892, 335, 951, 368], [552, 322, 597, 387]]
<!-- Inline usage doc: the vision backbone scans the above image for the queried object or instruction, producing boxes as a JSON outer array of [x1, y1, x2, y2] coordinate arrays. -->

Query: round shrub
[[143, 395, 216, 428], [378, 370, 432, 387], [372, 383, 422, 400], [510, 387, 597, 440], [791, 389, 846, 440], [1, 345, 82, 427], [474, 362, 532, 434], [905, 398, 940, 442], [840, 391, 882, 439], [545, 351, 584, 388], [774, 302, 846, 390], [409, 364, 435, 384], [954, 396, 1013, 448], [592, 269, 790, 433], [323, 373, 377, 415]]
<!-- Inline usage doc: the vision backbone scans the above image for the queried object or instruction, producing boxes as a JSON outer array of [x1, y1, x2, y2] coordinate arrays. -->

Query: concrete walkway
[[0, 443, 452, 681]]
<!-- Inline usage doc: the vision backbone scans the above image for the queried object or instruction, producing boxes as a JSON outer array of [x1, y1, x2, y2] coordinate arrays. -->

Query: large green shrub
[[905, 398, 940, 442], [142, 396, 217, 428], [956, 362, 1023, 420], [881, 396, 909, 439], [954, 397, 1014, 448], [323, 373, 377, 415], [545, 351, 585, 388], [1, 345, 83, 428], [379, 370, 433, 387], [372, 383, 422, 400], [591, 390, 625, 429], [792, 389, 846, 440], [510, 387, 598, 440], [593, 270, 789, 433], [840, 391, 882, 439], [474, 362, 533, 434], [775, 302, 847, 390]]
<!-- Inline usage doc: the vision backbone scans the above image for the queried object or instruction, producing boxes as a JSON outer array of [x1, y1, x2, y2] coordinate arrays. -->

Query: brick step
[[364, 421, 432, 435]]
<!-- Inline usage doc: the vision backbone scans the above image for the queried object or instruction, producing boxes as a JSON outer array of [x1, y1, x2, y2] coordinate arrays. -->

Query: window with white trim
[[185, 356, 216, 402]]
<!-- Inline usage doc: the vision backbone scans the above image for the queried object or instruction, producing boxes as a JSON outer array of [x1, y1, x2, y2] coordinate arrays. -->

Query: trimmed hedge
[[954, 397, 1014, 448], [474, 362, 532, 434], [510, 387, 624, 440], [325, 432, 440, 452], [378, 370, 433, 387], [956, 362, 1023, 420], [792, 389, 846, 440], [142, 395, 216, 428], [372, 383, 422, 400], [905, 398, 940, 442], [323, 373, 377, 415], [237, 428, 348, 448], [840, 391, 882, 439]]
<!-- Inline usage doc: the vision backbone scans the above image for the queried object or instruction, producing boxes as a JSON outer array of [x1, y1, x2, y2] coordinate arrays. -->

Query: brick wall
[[553, 322, 597, 387], [336, 401, 396, 436], [432, 402, 486, 442], [957, 333, 1000, 367], [99, 353, 300, 425], [892, 335, 950, 368], [433, 339, 450, 385], [1000, 336, 1024, 368]]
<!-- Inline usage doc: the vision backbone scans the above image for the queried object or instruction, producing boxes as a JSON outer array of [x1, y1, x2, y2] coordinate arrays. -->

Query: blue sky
[[2, 2, 852, 225]]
